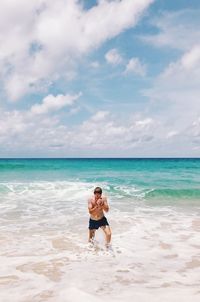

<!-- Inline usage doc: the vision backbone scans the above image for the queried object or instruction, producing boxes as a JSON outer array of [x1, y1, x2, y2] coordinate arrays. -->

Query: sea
[[0, 158, 199, 302]]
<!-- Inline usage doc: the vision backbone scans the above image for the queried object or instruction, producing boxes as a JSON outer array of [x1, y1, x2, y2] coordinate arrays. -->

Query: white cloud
[[90, 111, 109, 122], [141, 9, 200, 51], [186, 116, 200, 139], [145, 44, 200, 111], [181, 45, 200, 69], [162, 44, 200, 78], [76, 111, 157, 151], [90, 61, 100, 68], [0, 110, 27, 136], [141, 46, 200, 155], [140, 11, 200, 153], [1, 104, 200, 157], [134, 118, 153, 129], [30, 93, 81, 115], [166, 131, 179, 139], [0, 107, 158, 156], [0, 0, 154, 101], [124, 57, 146, 76], [105, 48, 123, 65], [68, 106, 81, 116]]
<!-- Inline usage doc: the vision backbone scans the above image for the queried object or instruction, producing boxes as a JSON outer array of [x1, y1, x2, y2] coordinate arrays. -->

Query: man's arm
[[88, 200, 98, 214], [102, 197, 109, 212]]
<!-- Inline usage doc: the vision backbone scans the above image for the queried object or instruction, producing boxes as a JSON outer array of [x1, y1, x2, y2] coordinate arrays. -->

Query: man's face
[[94, 192, 101, 200]]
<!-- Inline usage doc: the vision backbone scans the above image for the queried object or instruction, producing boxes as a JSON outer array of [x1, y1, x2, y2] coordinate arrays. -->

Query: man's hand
[[96, 198, 104, 208], [88, 197, 109, 214], [96, 198, 109, 212]]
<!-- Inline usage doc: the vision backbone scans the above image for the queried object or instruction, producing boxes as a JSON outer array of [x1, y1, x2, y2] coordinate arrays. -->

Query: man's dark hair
[[94, 187, 102, 194]]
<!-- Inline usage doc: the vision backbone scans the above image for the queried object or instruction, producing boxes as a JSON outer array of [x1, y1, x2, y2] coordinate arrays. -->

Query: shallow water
[[0, 159, 200, 301]]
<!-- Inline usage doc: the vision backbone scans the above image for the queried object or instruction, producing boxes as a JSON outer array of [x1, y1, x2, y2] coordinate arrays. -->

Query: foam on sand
[[0, 180, 200, 301]]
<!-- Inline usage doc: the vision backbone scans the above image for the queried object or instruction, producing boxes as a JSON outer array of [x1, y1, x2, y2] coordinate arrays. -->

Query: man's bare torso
[[88, 196, 107, 220]]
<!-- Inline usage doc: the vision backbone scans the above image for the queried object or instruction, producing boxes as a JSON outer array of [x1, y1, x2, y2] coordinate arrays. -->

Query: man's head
[[94, 186, 102, 199]]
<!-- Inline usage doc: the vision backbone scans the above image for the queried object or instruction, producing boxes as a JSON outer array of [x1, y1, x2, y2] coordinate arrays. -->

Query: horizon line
[[0, 157, 200, 160]]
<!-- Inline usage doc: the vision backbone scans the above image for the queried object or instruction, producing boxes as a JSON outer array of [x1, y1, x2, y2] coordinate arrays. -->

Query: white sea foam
[[0, 180, 200, 301]]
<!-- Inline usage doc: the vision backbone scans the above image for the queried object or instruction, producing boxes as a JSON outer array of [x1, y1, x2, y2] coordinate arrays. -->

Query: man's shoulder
[[88, 195, 107, 202]]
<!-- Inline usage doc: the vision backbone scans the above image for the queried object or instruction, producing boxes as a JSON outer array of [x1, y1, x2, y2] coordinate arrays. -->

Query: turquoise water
[[0, 158, 200, 201]]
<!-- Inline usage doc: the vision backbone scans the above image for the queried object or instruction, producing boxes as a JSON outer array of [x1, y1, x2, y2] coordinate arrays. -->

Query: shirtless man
[[88, 187, 111, 247]]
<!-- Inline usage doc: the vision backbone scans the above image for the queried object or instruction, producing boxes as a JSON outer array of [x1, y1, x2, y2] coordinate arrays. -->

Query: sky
[[0, 0, 200, 158]]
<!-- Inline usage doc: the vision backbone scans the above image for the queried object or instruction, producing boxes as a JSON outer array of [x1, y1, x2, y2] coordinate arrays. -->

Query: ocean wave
[[0, 180, 200, 203], [145, 188, 200, 199]]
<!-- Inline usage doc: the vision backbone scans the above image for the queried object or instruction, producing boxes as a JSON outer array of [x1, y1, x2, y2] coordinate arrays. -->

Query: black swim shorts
[[89, 216, 109, 230]]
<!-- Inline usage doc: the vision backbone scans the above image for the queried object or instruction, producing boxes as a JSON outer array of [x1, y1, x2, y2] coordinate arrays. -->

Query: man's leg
[[100, 225, 112, 246], [88, 229, 96, 243]]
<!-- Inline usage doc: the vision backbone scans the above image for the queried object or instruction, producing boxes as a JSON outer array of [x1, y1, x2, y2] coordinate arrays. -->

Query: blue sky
[[0, 0, 200, 157]]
